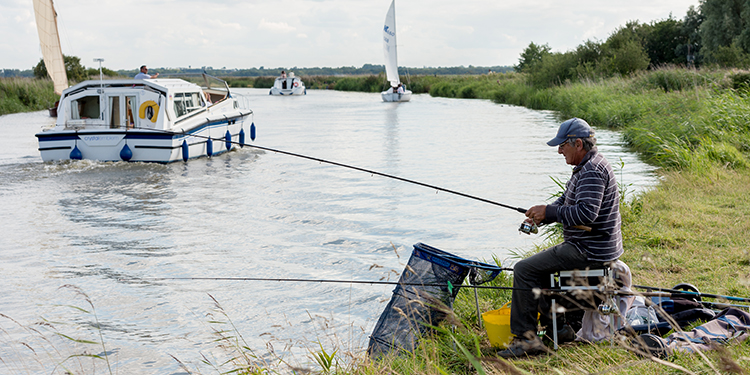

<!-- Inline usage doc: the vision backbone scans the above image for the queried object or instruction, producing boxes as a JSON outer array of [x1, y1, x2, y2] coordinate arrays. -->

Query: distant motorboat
[[380, 0, 411, 102], [270, 74, 306, 95], [35, 74, 255, 163], [32, 0, 69, 116]]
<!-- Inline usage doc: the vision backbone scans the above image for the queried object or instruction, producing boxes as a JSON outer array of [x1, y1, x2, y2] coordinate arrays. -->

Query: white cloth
[[134, 72, 152, 79], [397, 85, 405, 94], [575, 260, 635, 342]]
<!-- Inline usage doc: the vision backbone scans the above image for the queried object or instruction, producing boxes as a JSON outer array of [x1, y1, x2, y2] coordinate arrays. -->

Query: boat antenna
[[93, 58, 104, 88]]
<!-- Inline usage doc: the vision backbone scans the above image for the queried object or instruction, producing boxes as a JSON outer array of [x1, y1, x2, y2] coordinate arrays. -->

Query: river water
[[0, 89, 656, 374]]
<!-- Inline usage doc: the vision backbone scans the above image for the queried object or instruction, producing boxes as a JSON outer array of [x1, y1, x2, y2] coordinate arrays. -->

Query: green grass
[[0, 78, 59, 115]]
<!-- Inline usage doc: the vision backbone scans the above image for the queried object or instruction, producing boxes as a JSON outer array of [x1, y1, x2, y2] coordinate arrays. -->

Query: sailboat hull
[[381, 90, 412, 102]]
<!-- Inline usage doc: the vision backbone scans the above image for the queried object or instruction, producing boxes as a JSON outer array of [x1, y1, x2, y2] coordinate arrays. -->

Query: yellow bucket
[[482, 302, 514, 348]]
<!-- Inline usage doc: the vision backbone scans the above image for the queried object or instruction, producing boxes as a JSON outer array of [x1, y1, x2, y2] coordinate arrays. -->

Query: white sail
[[382, 0, 400, 87], [32, 0, 68, 95]]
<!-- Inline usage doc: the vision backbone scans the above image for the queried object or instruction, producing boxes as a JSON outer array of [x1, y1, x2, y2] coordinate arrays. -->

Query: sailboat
[[32, 0, 68, 116], [380, 0, 412, 102]]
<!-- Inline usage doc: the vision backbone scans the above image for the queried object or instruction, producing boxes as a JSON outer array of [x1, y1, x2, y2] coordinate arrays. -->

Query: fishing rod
[[125, 125, 529, 214], [146, 276, 521, 289], [633, 284, 750, 303], [146, 277, 750, 308]]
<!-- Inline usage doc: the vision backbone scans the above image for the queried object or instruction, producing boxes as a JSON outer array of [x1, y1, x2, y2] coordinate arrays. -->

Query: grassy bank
[[0, 78, 59, 116], [374, 68, 750, 374]]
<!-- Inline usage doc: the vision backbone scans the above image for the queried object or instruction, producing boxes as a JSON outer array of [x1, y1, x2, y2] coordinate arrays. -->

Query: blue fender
[[120, 144, 133, 161], [70, 144, 82, 160]]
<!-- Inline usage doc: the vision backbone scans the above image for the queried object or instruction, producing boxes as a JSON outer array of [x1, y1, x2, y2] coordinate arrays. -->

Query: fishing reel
[[518, 221, 538, 235], [598, 296, 619, 316]]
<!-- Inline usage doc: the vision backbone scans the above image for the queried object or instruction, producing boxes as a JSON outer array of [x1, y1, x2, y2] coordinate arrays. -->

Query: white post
[[93, 58, 104, 88]]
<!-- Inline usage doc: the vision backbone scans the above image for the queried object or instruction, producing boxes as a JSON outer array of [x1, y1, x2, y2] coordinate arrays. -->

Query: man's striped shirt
[[544, 148, 623, 262]]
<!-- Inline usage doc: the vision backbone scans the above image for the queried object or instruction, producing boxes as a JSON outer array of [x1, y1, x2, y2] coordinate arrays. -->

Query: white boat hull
[[381, 90, 412, 102], [37, 117, 250, 163], [35, 77, 255, 163], [270, 76, 306, 96], [269, 86, 306, 96]]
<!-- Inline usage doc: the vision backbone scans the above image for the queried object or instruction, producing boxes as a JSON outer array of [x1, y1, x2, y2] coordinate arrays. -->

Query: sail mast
[[382, 0, 400, 87], [32, 0, 68, 95]]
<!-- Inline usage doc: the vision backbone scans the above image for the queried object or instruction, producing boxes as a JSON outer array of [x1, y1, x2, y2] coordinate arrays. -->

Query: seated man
[[134, 65, 158, 79], [499, 118, 623, 358]]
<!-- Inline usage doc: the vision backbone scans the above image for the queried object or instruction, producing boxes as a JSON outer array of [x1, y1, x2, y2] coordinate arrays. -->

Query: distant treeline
[[112, 64, 513, 79], [2, 64, 512, 79], [221, 73, 508, 94]]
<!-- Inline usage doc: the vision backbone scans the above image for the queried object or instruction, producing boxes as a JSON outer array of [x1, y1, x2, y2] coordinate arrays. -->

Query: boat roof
[[61, 78, 205, 96]]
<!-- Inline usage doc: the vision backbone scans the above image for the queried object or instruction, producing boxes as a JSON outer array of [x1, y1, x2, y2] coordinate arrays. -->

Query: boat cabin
[[55, 78, 230, 132]]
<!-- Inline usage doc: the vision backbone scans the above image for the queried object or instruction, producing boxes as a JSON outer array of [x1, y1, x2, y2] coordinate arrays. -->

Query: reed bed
[[0, 78, 58, 116]]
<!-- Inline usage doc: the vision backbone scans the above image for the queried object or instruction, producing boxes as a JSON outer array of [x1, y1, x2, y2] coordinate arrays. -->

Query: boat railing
[[156, 73, 228, 93], [233, 93, 251, 110]]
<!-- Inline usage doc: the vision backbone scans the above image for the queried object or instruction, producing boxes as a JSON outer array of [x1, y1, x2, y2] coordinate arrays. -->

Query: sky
[[2, 0, 700, 72]]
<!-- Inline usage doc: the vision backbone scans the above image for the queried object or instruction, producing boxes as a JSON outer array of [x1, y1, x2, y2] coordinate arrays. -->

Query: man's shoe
[[557, 324, 576, 344], [497, 336, 546, 358]]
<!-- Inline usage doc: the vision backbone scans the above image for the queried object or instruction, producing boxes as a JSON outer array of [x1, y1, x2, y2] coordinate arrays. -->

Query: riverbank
[[357, 68, 750, 374], [0, 78, 58, 116]]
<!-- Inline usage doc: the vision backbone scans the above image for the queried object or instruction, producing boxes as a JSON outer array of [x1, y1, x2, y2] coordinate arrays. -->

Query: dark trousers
[[509, 242, 604, 337]]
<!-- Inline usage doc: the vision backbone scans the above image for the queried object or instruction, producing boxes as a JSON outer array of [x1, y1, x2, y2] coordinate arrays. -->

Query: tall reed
[[0, 78, 58, 115]]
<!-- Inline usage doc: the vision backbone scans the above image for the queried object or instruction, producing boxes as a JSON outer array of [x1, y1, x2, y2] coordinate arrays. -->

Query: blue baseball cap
[[547, 118, 594, 146]]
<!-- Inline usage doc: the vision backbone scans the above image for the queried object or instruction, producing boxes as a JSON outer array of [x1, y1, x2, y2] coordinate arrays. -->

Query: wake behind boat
[[35, 74, 255, 163], [381, 0, 411, 102]]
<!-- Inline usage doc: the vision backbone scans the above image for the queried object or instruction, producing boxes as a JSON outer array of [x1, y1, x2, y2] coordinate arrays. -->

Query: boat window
[[173, 92, 205, 119], [70, 95, 100, 120], [174, 93, 187, 118], [109, 96, 121, 128], [125, 96, 136, 128]]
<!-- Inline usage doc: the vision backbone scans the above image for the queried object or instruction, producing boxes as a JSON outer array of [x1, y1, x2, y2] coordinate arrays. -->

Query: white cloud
[[1, 0, 701, 70], [258, 18, 296, 33]]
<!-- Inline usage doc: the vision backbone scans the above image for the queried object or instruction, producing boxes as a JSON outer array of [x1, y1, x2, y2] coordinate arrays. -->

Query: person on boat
[[397, 84, 405, 94], [134, 65, 159, 79], [280, 70, 287, 79], [498, 118, 623, 358]]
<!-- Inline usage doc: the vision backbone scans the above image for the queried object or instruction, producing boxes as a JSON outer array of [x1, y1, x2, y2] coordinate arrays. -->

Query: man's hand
[[525, 205, 547, 225]]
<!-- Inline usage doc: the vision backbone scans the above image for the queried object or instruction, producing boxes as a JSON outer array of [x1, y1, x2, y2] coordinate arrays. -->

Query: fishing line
[[145, 277, 750, 306], [116, 125, 529, 214]]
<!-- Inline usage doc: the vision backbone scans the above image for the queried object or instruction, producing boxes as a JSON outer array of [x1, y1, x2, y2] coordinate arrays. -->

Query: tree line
[[2, 61, 511, 80], [516, 0, 750, 87]]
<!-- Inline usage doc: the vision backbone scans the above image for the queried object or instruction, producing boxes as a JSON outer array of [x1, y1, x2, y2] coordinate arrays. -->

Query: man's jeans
[[509, 242, 604, 337]]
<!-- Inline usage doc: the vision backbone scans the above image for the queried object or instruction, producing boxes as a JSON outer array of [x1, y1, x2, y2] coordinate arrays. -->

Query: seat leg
[[552, 298, 558, 350]]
